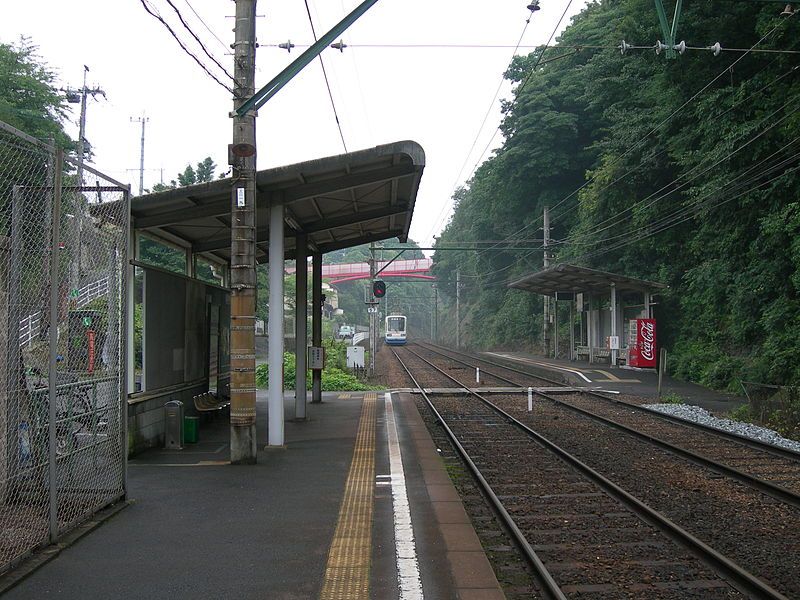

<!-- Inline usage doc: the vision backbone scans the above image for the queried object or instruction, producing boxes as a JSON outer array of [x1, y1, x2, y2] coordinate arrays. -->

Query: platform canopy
[[508, 263, 667, 296], [124, 140, 425, 261]]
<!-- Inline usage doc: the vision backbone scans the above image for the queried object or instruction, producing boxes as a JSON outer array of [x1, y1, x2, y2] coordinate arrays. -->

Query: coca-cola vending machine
[[628, 318, 657, 368]]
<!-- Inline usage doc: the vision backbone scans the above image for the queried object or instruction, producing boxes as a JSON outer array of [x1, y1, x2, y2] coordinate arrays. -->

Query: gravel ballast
[[643, 403, 800, 453]]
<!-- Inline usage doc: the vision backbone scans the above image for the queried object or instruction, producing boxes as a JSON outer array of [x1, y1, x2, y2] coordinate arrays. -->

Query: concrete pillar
[[268, 200, 285, 446], [553, 297, 559, 359], [311, 253, 322, 404], [610, 284, 618, 367], [644, 291, 651, 319], [569, 298, 575, 361], [294, 235, 307, 420], [586, 293, 593, 364]]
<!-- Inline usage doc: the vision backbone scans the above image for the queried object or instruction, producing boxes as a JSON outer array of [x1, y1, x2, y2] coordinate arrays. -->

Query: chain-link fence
[[0, 120, 129, 575]]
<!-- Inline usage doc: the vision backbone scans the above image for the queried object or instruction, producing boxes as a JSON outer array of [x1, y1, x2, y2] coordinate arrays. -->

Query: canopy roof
[[124, 140, 425, 262], [508, 263, 667, 296]]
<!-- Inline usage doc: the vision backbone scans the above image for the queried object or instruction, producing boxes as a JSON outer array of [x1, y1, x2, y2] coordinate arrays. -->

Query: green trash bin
[[183, 416, 199, 444]]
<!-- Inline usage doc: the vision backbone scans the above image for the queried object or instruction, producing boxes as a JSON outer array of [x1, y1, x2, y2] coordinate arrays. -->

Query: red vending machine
[[628, 318, 657, 368]]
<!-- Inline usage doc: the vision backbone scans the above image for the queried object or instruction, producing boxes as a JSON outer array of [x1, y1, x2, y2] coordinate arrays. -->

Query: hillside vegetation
[[432, 0, 800, 390]]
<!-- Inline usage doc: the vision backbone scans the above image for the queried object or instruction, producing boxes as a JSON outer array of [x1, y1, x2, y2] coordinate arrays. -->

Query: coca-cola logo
[[639, 320, 655, 361]]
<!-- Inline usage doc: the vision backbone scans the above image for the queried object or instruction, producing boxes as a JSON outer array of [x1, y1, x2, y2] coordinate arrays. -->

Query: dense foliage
[[433, 0, 800, 389]]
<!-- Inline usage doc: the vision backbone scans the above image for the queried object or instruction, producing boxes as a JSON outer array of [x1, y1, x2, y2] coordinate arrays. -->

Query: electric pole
[[131, 115, 149, 195], [543, 205, 551, 357], [456, 268, 461, 349], [64, 66, 105, 299], [229, 0, 258, 463], [368, 243, 376, 376]]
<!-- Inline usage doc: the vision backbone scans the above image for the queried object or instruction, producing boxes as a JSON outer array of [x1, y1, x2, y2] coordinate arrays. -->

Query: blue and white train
[[384, 315, 407, 346]]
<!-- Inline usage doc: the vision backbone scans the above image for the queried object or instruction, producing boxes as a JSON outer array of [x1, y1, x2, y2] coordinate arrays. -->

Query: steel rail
[[415, 343, 800, 510], [422, 341, 800, 462], [390, 349, 567, 600], [399, 345, 790, 600]]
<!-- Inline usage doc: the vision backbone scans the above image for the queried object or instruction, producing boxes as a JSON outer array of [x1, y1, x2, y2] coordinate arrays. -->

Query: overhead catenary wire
[[303, 0, 348, 152], [139, 0, 233, 92], [263, 42, 800, 55]]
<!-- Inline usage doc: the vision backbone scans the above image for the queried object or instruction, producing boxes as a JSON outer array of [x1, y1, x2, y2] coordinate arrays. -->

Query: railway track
[[391, 344, 796, 599], [416, 342, 800, 499]]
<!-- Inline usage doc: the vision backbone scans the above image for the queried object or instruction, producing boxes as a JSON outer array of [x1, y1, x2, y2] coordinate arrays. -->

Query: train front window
[[387, 317, 405, 332]]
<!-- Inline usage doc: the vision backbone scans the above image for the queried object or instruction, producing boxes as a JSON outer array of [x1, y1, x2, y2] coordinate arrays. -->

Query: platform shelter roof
[[119, 140, 424, 262], [508, 263, 667, 296]]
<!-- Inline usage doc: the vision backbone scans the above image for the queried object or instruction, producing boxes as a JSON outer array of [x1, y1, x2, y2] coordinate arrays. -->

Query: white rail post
[[528, 387, 533, 412], [476, 367, 480, 384]]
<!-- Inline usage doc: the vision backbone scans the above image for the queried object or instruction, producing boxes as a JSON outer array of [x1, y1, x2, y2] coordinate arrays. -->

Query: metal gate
[[0, 120, 129, 574]]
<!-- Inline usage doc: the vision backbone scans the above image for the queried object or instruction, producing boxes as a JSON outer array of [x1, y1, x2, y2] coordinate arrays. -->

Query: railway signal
[[373, 279, 386, 298]]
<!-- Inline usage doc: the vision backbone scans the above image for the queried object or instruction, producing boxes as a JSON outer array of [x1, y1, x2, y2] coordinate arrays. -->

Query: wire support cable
[[481, 12, 797, 253], [574, 151, 800, 262], [557, 93, 800, 246], [181, 0, 231, 53], [442, 0, 575, 255], [423, 7, 538, 246], [304, 0, 348, 152], [165, 0, 234, 79], [139, 0, 233, 92]]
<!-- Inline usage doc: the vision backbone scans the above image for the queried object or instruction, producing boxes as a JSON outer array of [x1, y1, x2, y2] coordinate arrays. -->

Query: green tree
[[0, 38, 71, 146], [148, 156, 217, 192]]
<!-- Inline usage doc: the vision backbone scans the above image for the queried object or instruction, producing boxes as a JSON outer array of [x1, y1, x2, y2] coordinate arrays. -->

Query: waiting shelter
[[508, 263, 667, 367], [115, 141, 424, 454]]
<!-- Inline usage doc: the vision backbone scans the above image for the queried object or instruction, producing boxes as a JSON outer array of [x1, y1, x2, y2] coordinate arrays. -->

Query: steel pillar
[[610, 284, 618, 367], [268, 200, 285, 446], [294, 234, 307, 420], [311, 252, 322, 403]]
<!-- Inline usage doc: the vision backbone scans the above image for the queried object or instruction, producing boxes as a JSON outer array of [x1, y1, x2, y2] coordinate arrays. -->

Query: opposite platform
[[2, 390, 502, 599]]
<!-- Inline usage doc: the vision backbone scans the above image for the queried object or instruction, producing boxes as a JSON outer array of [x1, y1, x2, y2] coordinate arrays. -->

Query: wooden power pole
[[229, 0, 258, 464]]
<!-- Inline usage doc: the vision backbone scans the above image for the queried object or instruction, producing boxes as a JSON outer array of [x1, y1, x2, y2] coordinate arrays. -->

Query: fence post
[[47, 148, 63, 542], [657, 347, 667, 400]]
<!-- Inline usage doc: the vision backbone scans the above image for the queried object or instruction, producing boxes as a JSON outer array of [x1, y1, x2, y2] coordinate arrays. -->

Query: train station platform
[[482, 350, 745, 415], [1, 391, 503, 599]]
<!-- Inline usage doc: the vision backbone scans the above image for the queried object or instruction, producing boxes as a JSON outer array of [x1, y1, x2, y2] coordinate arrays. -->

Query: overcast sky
[[1, 0, 586, 247]]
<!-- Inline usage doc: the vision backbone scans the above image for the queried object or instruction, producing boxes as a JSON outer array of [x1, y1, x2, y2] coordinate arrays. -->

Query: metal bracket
[[653, 0, 683, 59]]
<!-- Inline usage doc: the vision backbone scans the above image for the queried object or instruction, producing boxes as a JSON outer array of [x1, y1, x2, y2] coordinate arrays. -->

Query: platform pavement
[[482, 350, 745, 415], [2, 390, 503, 600]]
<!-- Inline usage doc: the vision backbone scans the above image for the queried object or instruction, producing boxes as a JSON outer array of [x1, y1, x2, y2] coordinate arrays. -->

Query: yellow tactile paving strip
[[319, 392, 377, 600]]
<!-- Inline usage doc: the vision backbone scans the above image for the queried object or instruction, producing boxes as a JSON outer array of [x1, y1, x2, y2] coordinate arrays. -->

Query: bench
[[193, 392, 230, 413]]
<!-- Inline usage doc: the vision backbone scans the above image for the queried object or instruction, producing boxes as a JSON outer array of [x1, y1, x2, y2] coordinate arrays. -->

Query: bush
[[256, 350, 382, 392]]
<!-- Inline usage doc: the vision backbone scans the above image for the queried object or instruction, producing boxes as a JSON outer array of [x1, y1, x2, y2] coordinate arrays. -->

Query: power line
[[264, 42, 800, 55], [303, 0, 348, 152], [164, 0, 234, 79], [181, 0, 231, 53], [557, 92, 800, 246], [487, 12, 797, 250], [423, 6, 539, 245], [139, 0, 233, 93]]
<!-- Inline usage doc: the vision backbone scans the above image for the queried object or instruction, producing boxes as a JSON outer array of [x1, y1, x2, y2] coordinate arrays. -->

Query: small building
[[508, 263, 667, 368]]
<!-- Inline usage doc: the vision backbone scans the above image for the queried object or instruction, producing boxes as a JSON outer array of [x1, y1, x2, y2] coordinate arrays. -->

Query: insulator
[[527, 1, 541, 12], [674, 40, 686, 54], [655, 40, 669, 55], [330, 39, 348, 52], [710, 42, 722, 56], [278, 40, 295, 53], [619, 40, 632, 55]]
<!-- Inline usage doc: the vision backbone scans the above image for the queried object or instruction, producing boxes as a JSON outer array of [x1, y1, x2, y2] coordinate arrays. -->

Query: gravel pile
[[643, 403, 800, 453]]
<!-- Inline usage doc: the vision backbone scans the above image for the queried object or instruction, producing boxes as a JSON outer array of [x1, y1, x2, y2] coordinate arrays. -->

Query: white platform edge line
[[385, 392, 424, 600], [486, 352, 593, 383]]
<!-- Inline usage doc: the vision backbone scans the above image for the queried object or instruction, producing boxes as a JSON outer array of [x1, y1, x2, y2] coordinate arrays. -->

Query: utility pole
[[455, 268, 461, 349], [543, 205, 551, 357], [64, 66, 105, 299], [131, 115, 149, 195], [229, 0, 258, 463], [433, 284, 438, 343], [368, 243, 376, 375]]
